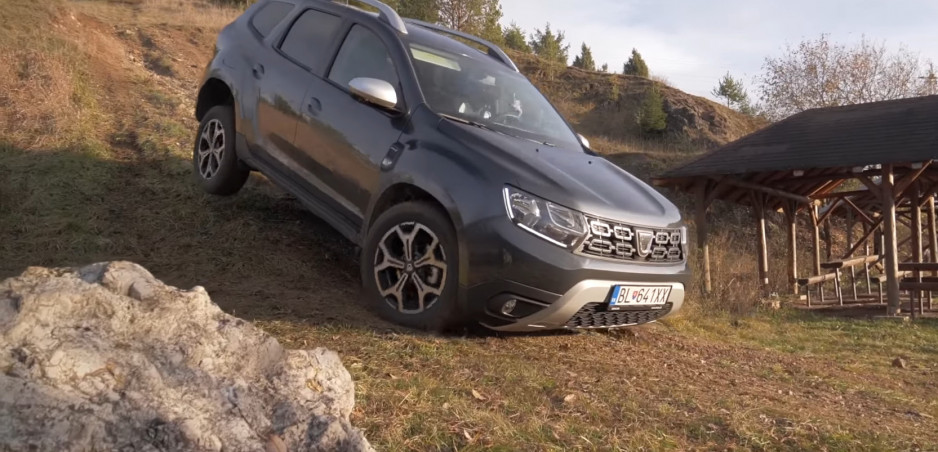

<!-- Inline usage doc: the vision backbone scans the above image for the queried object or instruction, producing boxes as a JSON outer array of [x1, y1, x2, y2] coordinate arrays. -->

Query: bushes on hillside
[[636, 87, 667, 134]]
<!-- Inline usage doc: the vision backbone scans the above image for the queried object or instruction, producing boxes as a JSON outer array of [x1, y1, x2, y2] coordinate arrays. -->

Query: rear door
[[250, 8, 344, 171], [293, 23, 409, 223], [238, 1, 298, 153]]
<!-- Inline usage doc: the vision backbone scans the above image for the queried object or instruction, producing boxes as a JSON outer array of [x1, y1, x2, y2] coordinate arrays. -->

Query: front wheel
[[361, 202, 462, 331], [193, 105, 249, 196]]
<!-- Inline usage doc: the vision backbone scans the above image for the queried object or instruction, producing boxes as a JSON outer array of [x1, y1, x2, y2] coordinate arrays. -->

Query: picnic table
[[818, 255, 882, 305], [899, 262, 938, 315]]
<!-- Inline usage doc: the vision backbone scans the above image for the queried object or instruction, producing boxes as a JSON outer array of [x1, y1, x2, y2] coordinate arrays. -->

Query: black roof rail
[[332, 0, 407, 34], [403, 19, 519, 72]]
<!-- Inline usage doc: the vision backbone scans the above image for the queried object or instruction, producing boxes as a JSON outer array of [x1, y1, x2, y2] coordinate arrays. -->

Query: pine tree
[[712, 72, 748, 107], [637, 87, 667, 133], [572, 43, 596, 71], [529, 23, 569, 65], [623, 48, 649, 78], [502, 22, 531, 52]]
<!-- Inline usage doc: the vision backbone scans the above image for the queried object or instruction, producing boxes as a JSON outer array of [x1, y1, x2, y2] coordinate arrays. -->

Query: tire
[[193, 105, 249, 196], [362, 202, 462, 331]]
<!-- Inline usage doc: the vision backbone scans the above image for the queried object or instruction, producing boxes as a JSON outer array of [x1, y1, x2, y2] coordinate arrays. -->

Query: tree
[[637, 87, 667, 134], [502, 22, 531, 53], [572, 43, 596, 71], [623, 48, 649, 78], [393, 0, 439, 22], [712, 72, 751, 108], [529, 23, 569, 65], [600, 63, 609, 73], [437, 0, 503, 43], [758, 34, 931, 120]]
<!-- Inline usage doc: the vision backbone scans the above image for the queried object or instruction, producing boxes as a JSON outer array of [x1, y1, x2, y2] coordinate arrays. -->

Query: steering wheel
[[493, 113, 522, 126]]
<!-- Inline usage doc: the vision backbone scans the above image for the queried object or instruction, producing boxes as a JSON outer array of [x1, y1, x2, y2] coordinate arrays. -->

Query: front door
[[294, 23, 408, 224], [254, 8, 345, 179]]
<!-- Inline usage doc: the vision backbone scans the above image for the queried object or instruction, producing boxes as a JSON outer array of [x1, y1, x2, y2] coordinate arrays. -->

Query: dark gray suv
[[193, 0, 690, 331]]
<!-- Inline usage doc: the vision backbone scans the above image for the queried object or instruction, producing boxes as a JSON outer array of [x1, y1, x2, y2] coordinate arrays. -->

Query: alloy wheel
[[197, 118, 225, 180], [373, 222, 448, 314]]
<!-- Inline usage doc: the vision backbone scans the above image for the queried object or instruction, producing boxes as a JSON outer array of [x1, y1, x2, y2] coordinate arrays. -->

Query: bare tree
[[437, 0, 502, 43], [758, 34, 931, 120]]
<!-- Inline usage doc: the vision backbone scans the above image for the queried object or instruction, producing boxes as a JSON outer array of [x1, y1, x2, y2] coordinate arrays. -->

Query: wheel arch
[[195, 77, 235, 121]]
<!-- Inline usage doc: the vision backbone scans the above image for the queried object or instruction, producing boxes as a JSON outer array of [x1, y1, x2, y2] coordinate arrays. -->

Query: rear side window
[[250, 1, 293, 38], [279, 9, 343, 70], [329, 25, 400, 91]]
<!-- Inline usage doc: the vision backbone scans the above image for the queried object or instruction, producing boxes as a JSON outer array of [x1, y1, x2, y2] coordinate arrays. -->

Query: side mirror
[[349, 77, 398, 110], [577, 133, 591, 149]]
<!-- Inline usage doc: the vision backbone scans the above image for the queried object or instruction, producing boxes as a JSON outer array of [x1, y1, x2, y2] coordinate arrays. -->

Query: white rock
[[0, 262, 373, 452]]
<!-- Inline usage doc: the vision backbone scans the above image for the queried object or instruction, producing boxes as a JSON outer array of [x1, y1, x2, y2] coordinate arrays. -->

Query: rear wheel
[[193, 105, 249, 195], [362, 202, 462, 331]]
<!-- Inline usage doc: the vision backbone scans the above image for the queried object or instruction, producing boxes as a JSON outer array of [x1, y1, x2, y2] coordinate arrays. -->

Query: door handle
[[307, 97, 322, 115], [252, 64, 265, 79]]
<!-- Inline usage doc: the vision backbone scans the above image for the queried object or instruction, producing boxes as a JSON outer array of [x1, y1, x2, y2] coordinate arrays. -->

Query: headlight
[[503, 186, 587, 248]]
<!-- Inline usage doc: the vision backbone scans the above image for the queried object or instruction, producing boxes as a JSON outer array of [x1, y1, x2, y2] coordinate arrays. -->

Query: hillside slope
[[3, 2, 938, 452], [512, 52, 764, 151]]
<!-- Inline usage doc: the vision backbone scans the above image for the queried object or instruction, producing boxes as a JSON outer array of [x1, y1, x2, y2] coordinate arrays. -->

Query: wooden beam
[[714, 177, 813, 205], [811, 204, 822, 275], [912, 186, 924, 316], [811, 189, 874, 200], [785, 203, 799, 295], [841, 196, 876, 226], [881, 165, 902, 315], [696, 182, 712, 294], [844, 218, 885, 259], [895, 161, 933, 198], [929, 195, 937, 311], [751, 192, 770, 291]]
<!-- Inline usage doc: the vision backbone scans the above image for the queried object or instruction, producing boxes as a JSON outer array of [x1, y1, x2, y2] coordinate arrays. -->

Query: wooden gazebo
[[654, 96, 938, 315]]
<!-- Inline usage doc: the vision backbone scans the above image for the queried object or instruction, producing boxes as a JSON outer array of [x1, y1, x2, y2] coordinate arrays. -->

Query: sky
[[500, 0, 938, 101]]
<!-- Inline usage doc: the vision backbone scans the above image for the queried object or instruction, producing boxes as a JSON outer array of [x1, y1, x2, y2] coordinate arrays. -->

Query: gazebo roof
[[654, 96, 938, 211]]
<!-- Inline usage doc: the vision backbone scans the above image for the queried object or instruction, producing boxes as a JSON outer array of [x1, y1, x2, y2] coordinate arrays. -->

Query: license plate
[[608, 285, 671, 310]]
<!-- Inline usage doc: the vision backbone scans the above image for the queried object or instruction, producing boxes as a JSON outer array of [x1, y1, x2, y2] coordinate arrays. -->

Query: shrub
[[636, 87, 667, 134]]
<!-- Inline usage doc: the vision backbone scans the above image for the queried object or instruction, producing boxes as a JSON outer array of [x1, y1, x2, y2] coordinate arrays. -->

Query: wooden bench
[[899, 263, 938, 314], [798, 273, 839, 306]]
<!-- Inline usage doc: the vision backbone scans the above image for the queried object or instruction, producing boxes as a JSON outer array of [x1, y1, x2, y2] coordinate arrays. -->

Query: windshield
[[408, 43, 581, 149]]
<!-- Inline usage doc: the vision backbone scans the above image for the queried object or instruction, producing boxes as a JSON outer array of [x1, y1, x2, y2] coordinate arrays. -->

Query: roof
[[658, 96, 938, 180]]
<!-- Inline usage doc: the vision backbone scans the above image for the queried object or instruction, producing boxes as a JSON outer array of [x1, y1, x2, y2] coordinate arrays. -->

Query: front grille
[[578, 216, 684, 263], [565, 303, 673, 329]]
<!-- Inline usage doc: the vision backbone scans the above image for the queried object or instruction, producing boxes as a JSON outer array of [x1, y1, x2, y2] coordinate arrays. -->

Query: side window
[[329, 25, 400, 96], [279, 9, 343, 70], [250, 1, 293, 38]]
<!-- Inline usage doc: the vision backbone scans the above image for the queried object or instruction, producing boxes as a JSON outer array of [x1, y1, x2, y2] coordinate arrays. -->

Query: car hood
[[439, 120, 683, 228]]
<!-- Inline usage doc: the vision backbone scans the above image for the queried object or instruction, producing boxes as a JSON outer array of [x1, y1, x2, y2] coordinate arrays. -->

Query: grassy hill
[[2, 1, 938, 450]]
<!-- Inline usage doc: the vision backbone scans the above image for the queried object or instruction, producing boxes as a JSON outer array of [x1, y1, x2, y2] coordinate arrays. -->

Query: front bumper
[[461, 217, 691, 331], [484, 280, 684, 332]]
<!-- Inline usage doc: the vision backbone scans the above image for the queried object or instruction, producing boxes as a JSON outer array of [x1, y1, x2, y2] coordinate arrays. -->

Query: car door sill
[[250, 150, 363, 245]]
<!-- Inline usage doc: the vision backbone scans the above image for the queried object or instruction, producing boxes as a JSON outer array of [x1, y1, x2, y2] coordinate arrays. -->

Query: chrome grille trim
[[577, 215, 684, 263]]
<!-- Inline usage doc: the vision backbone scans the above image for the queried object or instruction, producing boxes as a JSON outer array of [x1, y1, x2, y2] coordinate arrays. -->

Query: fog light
[[501, 299, 518, 316]]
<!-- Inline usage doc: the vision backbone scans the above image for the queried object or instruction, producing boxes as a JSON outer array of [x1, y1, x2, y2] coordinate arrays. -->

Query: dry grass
[[2, 1, 938, 450]]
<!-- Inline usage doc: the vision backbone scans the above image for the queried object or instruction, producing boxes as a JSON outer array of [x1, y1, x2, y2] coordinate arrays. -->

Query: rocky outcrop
[[0, 262, 373, 452]]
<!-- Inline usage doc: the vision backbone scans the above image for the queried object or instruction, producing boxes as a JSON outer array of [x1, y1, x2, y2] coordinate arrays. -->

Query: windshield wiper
[[439, 114, 556, 147]]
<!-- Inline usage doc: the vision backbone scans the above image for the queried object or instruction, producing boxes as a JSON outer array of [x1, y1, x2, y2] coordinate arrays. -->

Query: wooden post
[[824, 219, 834, 261], [929, 195, 937, 310], [881, 165, 901, 315], [912, 187, 923, 316], [696, 183, 712, 294], [785, 204, 799, 295], [864, 222, 872, 296], [846, 208, 857, 301], [811, 204, 822, 275], [754, 193, 770, 293]]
